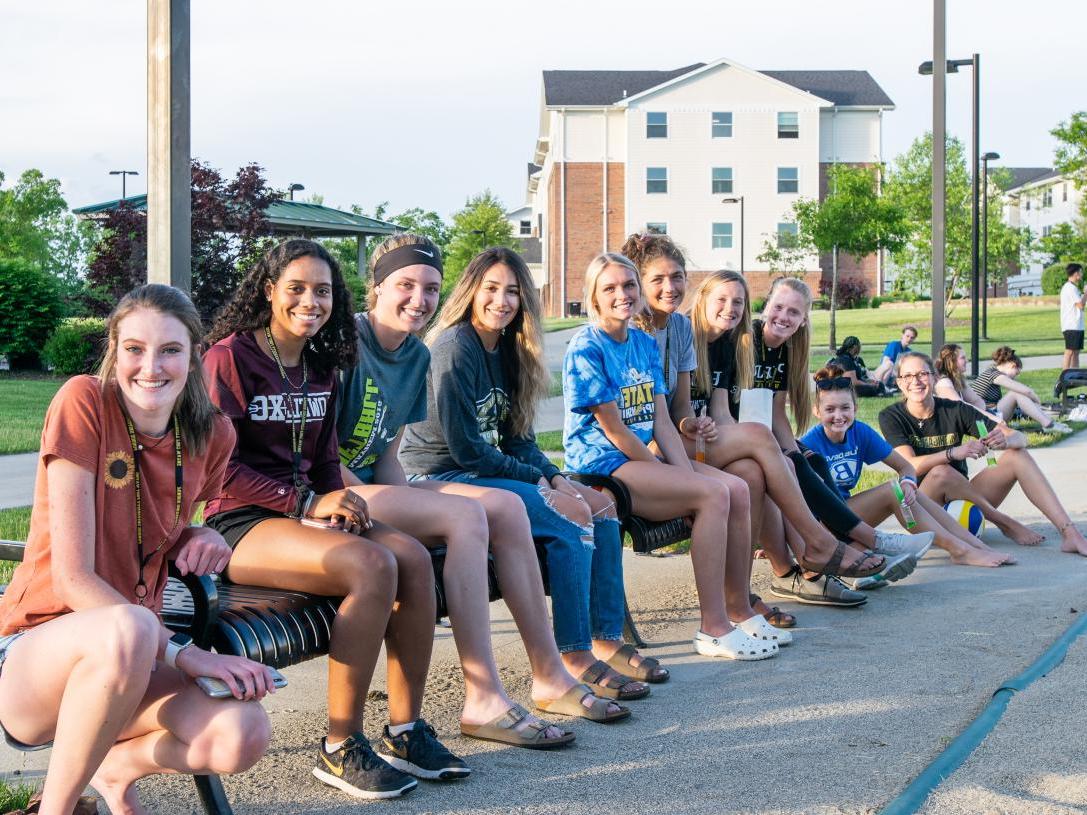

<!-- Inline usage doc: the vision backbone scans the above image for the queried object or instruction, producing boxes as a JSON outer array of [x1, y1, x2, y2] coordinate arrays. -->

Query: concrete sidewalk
[[6, 430, 1085, 814]]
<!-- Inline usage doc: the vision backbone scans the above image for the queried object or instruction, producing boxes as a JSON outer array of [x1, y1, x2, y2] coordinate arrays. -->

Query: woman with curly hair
[[203, 239, 462, 800], [971, 346, 1071, 433], [401, 247, 646, 723]]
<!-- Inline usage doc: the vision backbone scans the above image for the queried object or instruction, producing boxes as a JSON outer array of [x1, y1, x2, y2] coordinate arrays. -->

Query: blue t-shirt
[[883, 340, 908, 363], [799, 420, 892, 499], [563, 324, 667, 475]]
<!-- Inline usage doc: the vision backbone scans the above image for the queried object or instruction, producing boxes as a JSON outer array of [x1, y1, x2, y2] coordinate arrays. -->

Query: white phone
[[196, 668, 287, 698]]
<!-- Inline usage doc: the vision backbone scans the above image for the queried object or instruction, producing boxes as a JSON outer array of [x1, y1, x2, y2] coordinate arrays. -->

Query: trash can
[[568, 301, 582, 317]]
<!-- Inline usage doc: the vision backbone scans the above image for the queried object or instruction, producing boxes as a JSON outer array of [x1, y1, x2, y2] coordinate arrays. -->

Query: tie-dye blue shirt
[[563, 324, 667, 475]]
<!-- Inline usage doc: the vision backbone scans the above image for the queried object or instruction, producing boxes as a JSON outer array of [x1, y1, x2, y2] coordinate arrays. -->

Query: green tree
[[1052, 111, 1087, 193], [0, 257, 64, 368], [1036, 221, 1087, 268], [755, 226, 814, 278], [792, 164, 910, 350], [443, 190, 515, 295]]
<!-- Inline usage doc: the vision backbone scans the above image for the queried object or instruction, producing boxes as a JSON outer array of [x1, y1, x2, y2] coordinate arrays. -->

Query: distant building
[[520, 58, 895, 317], [1000, 168, 1083, 295], [505, 201, 544, 289]]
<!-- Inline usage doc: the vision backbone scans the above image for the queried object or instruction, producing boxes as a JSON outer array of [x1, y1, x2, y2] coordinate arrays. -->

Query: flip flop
[[460, 704, 575, 750], [603, 643, 670, 683], [750, 593, 797, 629], [533, 683, 631, 723], [800, 541, 885, 578], [579, 660, 650, 700]]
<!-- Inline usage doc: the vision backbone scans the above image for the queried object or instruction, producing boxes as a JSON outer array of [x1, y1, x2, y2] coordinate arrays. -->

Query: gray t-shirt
[[652, 311, 696, 403], [336, 313, 429, 479]]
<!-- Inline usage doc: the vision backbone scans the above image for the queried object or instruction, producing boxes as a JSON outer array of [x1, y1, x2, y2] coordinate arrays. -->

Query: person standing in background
[[1060, 263, 1085, 371]]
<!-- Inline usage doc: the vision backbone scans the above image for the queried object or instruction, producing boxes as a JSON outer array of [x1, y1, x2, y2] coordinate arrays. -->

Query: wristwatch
[[165, 632, 194, 669]]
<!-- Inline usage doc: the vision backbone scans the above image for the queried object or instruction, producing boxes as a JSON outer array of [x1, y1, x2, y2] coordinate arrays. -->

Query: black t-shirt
[[752, 319, 788, 392], [878, 397, 997, 478], [692, 335, 737, 416], [833, 353, 870, 379]]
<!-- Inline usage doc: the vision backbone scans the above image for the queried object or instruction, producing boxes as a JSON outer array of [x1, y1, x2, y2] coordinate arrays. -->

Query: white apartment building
[[523, 58, 894, 317], [1001, 168, 1084, 295]]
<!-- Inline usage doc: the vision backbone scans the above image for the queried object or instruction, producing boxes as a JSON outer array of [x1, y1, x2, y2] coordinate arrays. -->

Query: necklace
[[264, 326, 310, 488]]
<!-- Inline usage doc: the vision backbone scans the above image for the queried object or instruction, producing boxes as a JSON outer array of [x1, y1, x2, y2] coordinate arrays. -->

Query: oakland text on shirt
[[618, 370, 656, 427], [908, 431, 960, 450], [247, 391, 331, 423], [477, 387, 510, 447], [339, 377, 394, 468]]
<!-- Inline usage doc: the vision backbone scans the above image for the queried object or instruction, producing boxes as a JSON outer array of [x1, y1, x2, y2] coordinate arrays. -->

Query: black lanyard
[[662, 319, 672, 389], [123, 410, 183, 605], [265, 327, 309, 488]]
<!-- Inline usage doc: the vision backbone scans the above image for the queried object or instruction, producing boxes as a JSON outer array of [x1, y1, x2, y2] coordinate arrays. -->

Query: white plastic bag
[[738, 388, 774, 429], [1067, 404, 1087, 422]]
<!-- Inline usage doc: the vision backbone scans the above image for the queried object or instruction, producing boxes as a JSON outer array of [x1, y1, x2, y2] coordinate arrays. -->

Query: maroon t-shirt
[[203, 331, 343, 516]]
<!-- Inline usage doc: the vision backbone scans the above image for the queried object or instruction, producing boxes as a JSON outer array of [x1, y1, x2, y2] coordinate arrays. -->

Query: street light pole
[[109, 170, 139, 200], [969, 53, 980, 377], [981, 151, 1001, 339], [288, 183, 305, 201], [721, 196, 745, 274]]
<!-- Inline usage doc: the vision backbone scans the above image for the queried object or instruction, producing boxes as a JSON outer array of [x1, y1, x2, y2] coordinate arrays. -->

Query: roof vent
[[622, 89, 627, 98]]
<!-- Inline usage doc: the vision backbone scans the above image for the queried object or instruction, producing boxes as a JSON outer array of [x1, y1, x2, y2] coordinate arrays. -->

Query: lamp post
[[920, 52, 980, 373], [980, 151, 1000, 340], [109, 170, 139, 201], [721, 196, 745, 274], [288, 183, 305, 201]]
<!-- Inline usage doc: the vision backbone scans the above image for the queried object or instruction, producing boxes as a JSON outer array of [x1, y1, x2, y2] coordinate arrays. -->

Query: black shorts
[[1064, 330, 1084, 352], [205, 505, 285, 549]]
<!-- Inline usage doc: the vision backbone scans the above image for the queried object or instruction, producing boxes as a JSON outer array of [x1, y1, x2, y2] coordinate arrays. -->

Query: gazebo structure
[[73, 195, 401, 275]]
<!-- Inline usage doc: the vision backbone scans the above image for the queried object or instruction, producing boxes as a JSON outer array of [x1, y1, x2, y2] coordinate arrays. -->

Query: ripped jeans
[[411, 471, 625, 652]]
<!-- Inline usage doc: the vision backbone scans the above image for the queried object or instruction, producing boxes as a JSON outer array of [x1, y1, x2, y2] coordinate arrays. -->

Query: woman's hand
[[954, 440, 989, 460], [548, 475, 585, 500], [312, 489, 371, 534], [175, 646, 277, 701], [983, 426, 1009, 451], [678, 416, 717, 443], [172, 527, 232, 576], [899, 478, 918, 506]]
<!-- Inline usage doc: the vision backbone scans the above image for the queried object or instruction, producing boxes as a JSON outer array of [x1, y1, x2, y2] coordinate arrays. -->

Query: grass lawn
[[0, 376, 65, 454], [542, 317, 586, 333], [0, 506, 32, 583], [0, 777, 36, 813]]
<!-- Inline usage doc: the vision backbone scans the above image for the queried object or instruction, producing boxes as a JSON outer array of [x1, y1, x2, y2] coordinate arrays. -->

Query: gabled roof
[[997, 167, 1059, 192], [73, 195, 401, 237], [541, 63, 894, 108]]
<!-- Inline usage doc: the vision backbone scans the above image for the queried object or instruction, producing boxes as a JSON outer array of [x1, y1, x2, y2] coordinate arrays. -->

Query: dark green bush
[[343, 274, 367, 313], [43, 317, 108, 375], [1042, 262, 1080, 296], [869, 296, 882, 309], [0, 258, 65, 369]]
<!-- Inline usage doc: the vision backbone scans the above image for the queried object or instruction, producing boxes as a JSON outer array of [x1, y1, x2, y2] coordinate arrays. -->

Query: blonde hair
[[583, 253, 642, 323], [689, 271, 754, 399], [426, 247, 547, 437], [366, 232, 442, 313], [97, 284, 218, 455], [762, 277, 813, 434]]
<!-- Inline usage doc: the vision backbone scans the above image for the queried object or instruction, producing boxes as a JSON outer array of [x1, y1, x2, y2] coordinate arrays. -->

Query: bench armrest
[[0, 540, 26, 563], [563, 473, 633, 519], [167, 563, 220, 650]]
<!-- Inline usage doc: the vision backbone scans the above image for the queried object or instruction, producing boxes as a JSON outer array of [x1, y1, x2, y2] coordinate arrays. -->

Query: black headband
[[372, 244, 443, 285]]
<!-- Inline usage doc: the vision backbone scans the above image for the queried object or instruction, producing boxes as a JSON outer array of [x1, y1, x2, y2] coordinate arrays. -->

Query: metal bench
[[1053, 368, 1087, 410]]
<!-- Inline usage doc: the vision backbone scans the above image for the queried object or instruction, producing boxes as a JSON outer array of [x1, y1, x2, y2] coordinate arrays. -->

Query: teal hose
[[878, 612, 1087, 815]]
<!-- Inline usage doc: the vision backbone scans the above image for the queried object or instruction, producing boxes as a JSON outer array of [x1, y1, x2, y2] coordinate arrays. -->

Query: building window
[[519, 220, 531, 236], [711, 111, 733, 138], [1042, 225, 1053, 238], [646, 112, 667, 139], [712, 223, 733, 249], [777, 167, 799, 193], [777, 222, 799, 248], [1064, 183, 1069, 202], [711, 167, 733, 194], [646, 222, 668, 235], [1025, 197, 1031, 211], [777, 111, 799, 139], [646, 167, 668, 194], [1042, 186, 1053, 207]]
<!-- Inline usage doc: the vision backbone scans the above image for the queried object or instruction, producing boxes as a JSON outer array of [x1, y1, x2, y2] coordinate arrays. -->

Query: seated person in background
[[831, 336, 885, 397], [934, 343, 992, 416], [871, 325, 919, 388], [879, 351, 1087, 557], [972, 346, 1071, 434], [801, 364, 1008, 569]]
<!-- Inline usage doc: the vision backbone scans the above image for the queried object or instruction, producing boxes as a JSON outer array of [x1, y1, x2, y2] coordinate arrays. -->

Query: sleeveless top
[[970, 366, 1002, 406]]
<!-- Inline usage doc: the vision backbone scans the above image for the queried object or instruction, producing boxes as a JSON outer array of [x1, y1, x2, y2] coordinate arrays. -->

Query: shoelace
[[341, 737, 386, 771]]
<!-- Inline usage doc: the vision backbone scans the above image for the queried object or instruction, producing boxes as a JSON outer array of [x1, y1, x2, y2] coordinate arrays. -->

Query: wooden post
[[147, 0, 191, 291], [930, 0, 947, 355]]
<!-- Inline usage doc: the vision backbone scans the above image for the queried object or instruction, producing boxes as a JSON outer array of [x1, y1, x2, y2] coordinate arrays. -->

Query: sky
[[1, 0, 1082, 221]]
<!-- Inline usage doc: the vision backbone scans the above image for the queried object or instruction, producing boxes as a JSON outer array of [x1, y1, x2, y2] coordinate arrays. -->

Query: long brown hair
[[621, 232, 687, 332], [935, 343, 965, 393], [762, 277, 813, 434], [689, 270, 754, 399], [426, 247, 547, 437], [97, 284, 218, 455]]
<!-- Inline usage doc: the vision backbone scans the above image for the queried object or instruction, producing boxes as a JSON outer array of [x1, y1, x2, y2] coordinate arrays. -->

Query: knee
[[727, 461, 762, 497], [696, 478, 731, 513], [559, 497, 592, 529], [201, 703, 272, 774], [340, 544, 398, 600], [488, 490, 530, 531], [727, 476, 751, 507], [449, 498, 489, 542], [98, 604, 158, 679]]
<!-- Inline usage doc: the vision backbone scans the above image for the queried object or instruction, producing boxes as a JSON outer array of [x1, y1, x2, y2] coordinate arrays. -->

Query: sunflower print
[[104, 450, 134, 490]]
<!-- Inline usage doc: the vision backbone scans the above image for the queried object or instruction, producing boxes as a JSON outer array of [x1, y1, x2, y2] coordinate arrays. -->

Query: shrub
[[869, 296, 882, 309], [751, 297, 767, 314], [0, 258, 65, 369], [343, 274, 367, 313], [819, 276, 870, 308], [1042, 262, 1080, 296], [43, 317, 108, 375]]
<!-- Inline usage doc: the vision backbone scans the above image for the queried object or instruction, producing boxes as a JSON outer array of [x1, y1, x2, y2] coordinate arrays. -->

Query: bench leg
[[193, 774, 234, 815], [622, 602, 649, 649]]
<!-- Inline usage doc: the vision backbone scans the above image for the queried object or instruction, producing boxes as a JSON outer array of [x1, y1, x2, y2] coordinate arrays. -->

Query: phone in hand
[[196, 668, 288, 698], [300, 517, 342, 530]]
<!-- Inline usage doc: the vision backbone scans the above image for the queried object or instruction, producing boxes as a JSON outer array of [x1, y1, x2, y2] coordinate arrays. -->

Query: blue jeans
[[411, 472, 625, 652]]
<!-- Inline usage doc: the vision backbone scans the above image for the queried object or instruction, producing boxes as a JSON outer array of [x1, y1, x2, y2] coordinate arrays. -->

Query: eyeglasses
[[897, 371, 931, 383], [815, 377, 853, 390]]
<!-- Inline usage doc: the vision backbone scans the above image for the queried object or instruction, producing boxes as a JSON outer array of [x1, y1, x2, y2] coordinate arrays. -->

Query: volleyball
[[944, 499, 985, 536]]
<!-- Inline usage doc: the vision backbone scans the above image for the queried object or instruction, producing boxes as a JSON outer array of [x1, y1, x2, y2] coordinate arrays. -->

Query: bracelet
[[301, 490, 316, 518], [290, 486, 313, 519], [945, 447, 954, 463], [900, 474, 918, 486]]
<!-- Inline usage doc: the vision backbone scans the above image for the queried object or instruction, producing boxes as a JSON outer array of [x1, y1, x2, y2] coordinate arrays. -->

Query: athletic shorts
[[1064, 330, 1084, 352], [0, 632, 53, 751], [205, 505, 284, 549]]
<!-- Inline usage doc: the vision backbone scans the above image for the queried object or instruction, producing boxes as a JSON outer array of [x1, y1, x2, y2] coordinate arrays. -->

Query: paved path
[[0, 452, 36, 510]]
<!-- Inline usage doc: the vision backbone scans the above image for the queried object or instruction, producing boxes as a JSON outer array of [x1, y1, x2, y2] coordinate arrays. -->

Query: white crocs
[[693, 628, 778, 660], [736, 614, 793, 646]]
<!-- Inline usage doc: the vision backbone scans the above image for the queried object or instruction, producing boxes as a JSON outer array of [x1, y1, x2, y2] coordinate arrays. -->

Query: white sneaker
[[1043, 421, 1073, 434], [693, 628, 778, 660], [874, 530, 935, 559]]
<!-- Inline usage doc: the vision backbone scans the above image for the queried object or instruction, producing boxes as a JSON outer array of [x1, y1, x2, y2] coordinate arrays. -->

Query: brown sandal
[[750, 593, 797, 629], [603, 643, 670, 683], [579, 659, 650, 700], [460, 704, 575, 749], [534, 683, 631, 723], [800, 542, 884, 578]]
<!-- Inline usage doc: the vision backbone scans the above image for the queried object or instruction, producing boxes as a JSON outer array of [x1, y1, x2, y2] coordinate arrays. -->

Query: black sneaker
[[312, 733, 418, 799], [378, 719, 470, 781]]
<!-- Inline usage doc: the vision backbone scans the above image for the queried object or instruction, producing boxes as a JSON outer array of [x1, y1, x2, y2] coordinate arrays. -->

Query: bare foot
[[1059, 523, 1087, 556], [90, 768, 147, 815], [994, 518, 1046, 546], [950, 547, 1013, 567]]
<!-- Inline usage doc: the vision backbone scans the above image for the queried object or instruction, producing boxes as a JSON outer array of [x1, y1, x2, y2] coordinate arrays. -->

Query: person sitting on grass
[[831, 336, 887, 397], [971, 346, 1071, 434], [871, 325, 918, 388], [878, 351, 1087, 558], [934, 343, 992, 416], [801, 363, 1014, 570], [0, 284, 273, 815]]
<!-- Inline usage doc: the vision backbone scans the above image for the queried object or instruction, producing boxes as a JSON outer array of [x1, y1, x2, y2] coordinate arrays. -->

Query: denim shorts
[[0, 632, 52, 751]]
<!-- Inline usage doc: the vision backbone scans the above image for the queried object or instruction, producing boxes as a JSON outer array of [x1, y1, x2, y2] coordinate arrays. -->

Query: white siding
[[1005, 175, 1083, 293], [818, 109, 882, 163]]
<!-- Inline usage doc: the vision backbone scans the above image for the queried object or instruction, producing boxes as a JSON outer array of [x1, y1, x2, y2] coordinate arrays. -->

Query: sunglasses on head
[[815, 377, 852, 391]]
